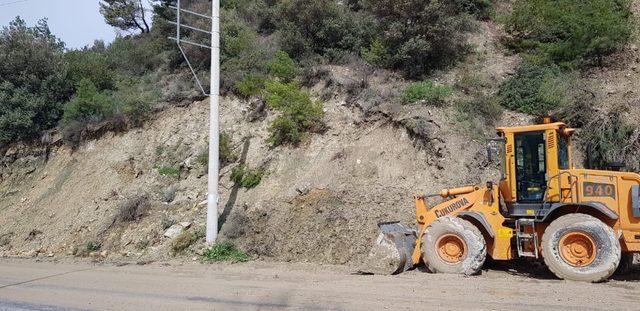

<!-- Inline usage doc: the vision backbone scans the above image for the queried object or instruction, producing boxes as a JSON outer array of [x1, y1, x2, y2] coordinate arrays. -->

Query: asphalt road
[[1, 258, 640, 310]]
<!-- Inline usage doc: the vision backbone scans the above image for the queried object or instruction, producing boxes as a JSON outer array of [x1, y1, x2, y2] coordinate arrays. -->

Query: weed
[[161, 216, 176, 230], [230, 164, 265, 188], [118, 196, 151, 222], [158, 166, 180, 177], [455, 96, 503, 139], [202, 242, 248, 262], [136, 238, 150, 250], [171, 231, 196, 254], [401, 81, 453, 106], [161, 186, 177, 203], [86, 240, 101, 252]]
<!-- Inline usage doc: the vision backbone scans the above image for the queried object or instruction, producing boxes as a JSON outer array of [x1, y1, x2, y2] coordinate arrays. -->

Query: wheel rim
[[559, 231, 597, 267], [436, 234, 467, 264]]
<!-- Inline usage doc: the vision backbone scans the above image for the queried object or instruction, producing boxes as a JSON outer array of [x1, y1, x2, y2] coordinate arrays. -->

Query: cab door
[[514, 132, 547, 202]]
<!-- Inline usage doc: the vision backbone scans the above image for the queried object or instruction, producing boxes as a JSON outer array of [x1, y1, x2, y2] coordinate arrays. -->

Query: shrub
[[497, 62, 571, 116], [112, 77, 157, 124], [222, 10, 258, 62], [234, 74, 266, 98], [65, 49, 115, 91], [106, 35, 168, 75], [263, 81, 324, 146], [401, 81, 453, 105], [62, 79, 116, 124], [267, 51, 297, 82], [196, 132, 238, 168], [86, 241, 101, 252], [361, 38, 390, 67], [275, 0, 376, 59], [171, 231, 196, 254], [455, 96, 503, 137], [161, 186, 177, 203], [117, 196, 151, 222], [158, 166, 180, 177], [230, 164, 264, 188], [202, 241, 249, 262], [364, 0, 474, 77], [579, 111, 638, 170], [507, 0, 633, 67]]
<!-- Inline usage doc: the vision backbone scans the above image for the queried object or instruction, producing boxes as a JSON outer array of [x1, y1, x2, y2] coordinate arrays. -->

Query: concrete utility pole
[[206, 0, 221, 244], [169, 0, 219, 244]]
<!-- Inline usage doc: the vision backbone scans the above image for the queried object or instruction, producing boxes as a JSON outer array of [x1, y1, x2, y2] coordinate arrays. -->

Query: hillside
[[1, 0, 639, 266]]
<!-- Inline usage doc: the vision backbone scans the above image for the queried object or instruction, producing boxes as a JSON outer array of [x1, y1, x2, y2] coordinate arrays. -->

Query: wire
[[0, 0, 27, 6]]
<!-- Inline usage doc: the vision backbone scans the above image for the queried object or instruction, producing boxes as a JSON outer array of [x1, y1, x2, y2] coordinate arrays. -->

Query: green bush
[[0, 17, 71, 148], [497, 62, 571, 116], [230, 164, 264, 188], [401, 81, 452, 105], [264, 81, 324, 146], [65, 49, 115, 91], [364, 0, 474, 77], [267, 51, 297, 82], [106, 35, 168, 75], [86, 240, 101, 252], [62, 79, 116, 124], [361, 38, 390, 67], [222, 10, 258, 62], [276, 0, 376, 59], [202, 241, 249, 262], [234, 74, 266, 98], [507, 0, 633, 67]]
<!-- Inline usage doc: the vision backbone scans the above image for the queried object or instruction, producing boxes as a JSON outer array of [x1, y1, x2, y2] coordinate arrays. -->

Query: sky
[[0, 0, 153, 49]]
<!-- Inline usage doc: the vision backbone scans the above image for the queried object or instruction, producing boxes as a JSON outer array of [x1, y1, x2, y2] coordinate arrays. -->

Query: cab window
[[515, 132, 546, 202], [558, 134, 570, 169]]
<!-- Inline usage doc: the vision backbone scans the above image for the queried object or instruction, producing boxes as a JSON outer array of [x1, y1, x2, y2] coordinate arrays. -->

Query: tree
[[100, 0, 151, 34], [0, 17, 70, 148]]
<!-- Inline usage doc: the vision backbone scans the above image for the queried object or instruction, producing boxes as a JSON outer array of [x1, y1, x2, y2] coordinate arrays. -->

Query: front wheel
[[421, 217, 486, 275], [541, 214, 620, 282]]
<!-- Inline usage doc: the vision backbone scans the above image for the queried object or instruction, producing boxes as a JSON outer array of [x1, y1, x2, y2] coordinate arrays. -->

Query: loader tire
[[541, 214, 620, 282], [614, 253, 635, 276], [422, 217, 486, 275]]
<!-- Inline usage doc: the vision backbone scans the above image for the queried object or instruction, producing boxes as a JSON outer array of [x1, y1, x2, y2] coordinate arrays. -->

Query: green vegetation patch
[[507, 0, 633, 67], [158, 166, 180, 177], [264, 81, 325, 146], [202, 242, 249, 262], [497, 62, 572, 116], [231, 164, 264, 188], [401, 81, 453, 105]]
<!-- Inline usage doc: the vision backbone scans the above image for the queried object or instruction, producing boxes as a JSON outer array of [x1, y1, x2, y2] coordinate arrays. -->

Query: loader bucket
[[358, 222, 417, 275]]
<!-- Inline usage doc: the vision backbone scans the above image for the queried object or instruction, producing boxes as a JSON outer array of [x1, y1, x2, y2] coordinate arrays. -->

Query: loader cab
[[494, 119, 575, 217]]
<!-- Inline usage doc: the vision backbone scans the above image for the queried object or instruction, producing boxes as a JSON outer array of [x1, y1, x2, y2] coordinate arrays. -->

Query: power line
[[0, 0, 28, 7]]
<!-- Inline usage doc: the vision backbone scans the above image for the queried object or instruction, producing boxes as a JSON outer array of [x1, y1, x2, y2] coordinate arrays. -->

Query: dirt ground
[[1, 258, 639, 311]]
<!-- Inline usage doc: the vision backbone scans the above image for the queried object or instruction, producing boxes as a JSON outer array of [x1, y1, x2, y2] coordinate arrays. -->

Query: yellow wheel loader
[[365, 118, 640, 282]]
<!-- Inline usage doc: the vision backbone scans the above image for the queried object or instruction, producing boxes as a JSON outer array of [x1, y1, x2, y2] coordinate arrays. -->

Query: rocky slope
[[2, 8, 638, 267]]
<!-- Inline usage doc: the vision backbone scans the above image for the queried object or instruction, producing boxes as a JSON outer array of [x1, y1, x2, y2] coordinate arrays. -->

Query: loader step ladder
[[516, 219, 539, 258]]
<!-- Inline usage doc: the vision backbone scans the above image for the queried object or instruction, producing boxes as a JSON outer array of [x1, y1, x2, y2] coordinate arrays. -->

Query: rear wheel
[[541, 214, 620, 282], [422, 217, 486, 275]]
